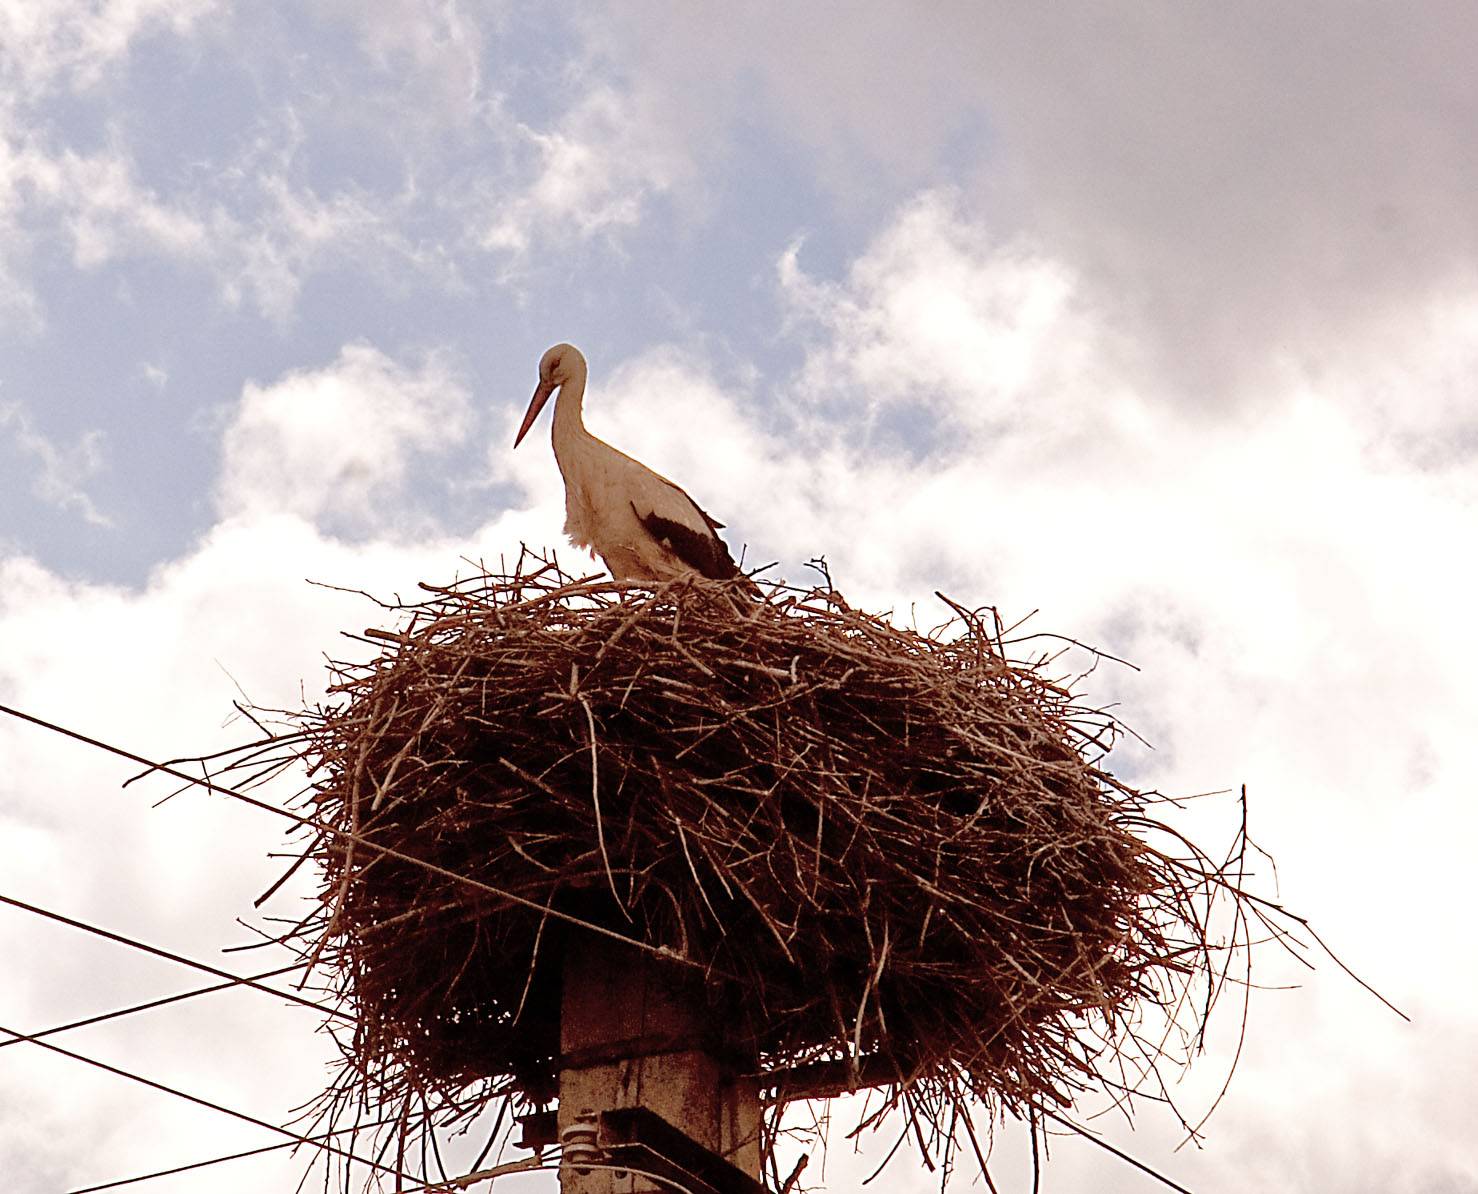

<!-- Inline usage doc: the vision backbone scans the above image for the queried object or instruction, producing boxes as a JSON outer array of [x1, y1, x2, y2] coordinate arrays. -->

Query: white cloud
[[582, 4, 1478, 397], [0, 0, 218, 96], [0, 54, 457, 329], [0, 4, 677, 330], [10, 140, 209, 269], [216, 344, 473, 530], [5, 128, 457, 327], [0, 401, 111, 526], [779, 190, 1110, 436], [315, 0, 486, 124], [0, 0, 220, 326], [1320, 291, 1478, 475], [477, 84, 687, 258], [214, 170, 448, 324]]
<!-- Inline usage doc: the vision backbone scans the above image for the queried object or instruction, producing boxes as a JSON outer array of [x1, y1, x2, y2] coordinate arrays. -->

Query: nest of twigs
[[233, 555, 1280, 1187]]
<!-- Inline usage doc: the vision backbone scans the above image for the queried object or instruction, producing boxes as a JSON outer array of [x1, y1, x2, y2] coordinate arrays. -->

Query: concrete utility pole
[[556, 932, 762, 1194]]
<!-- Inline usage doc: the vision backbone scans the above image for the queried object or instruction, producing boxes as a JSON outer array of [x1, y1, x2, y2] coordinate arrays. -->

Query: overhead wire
[[0, 1019, 417, 1185], [0, 892, 349, 1023], [67, 1116, 401, 1193], [0, 700, 721, 975], [1042, 1110, 1196, 1194], [0, 963, 303, 1052]]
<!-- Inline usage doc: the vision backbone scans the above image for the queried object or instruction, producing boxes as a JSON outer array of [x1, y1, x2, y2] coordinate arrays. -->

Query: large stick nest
[[238, 556, 1274, 1182]]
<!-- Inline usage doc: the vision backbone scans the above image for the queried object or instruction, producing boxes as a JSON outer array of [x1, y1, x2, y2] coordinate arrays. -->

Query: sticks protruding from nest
[[220, 553, 1310, 1192]]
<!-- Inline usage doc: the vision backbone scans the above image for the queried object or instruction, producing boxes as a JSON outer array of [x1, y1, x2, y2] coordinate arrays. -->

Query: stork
[[514, 343, 753, 586]]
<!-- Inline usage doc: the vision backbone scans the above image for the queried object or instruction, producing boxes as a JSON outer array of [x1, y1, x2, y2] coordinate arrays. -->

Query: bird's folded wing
[[630, 498, 741, 581]]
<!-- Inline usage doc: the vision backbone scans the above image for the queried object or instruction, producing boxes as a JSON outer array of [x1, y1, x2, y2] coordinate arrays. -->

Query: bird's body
[[515, 344, 749, 585]]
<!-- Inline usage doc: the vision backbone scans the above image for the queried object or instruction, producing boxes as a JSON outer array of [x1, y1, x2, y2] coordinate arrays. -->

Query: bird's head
[[515, 343, 586, 448], [538, 343, 582, 387]]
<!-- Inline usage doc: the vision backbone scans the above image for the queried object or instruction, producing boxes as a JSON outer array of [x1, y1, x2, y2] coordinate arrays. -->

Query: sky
[[2, 2, 1476, 1191]]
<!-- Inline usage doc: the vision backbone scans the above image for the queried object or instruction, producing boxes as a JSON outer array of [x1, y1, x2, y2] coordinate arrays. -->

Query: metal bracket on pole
[[522, 1106, 771, 1194]]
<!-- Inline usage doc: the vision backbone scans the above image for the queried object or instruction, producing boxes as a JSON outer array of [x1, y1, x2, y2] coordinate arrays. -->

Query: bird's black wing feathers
[[632, 502, 741, 580]]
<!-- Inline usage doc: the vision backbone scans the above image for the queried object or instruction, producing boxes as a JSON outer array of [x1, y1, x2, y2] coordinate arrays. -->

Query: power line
[[0, 700, 718, 975], [0, 1020, 416, 1185], [1041, 1110, 1196, 1194], [0, 963, 302, 1052], [68, 1116, 400, 1193], [0, 892, 348, 1023]]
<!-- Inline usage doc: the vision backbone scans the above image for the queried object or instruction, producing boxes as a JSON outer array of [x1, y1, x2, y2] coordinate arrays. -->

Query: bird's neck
[[552, 365, 588, 444]]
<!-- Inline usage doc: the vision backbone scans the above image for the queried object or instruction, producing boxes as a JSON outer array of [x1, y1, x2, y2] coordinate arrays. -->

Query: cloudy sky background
[[2, 2, 1476, 1191]]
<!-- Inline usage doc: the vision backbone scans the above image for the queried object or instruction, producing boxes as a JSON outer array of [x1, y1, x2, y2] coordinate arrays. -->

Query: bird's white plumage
[[555, 428, 717, 580], [515, 344, 744, 584]]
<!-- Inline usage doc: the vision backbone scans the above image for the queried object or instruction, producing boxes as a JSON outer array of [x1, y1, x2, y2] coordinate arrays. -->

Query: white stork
[[514, 343, 752, 586]]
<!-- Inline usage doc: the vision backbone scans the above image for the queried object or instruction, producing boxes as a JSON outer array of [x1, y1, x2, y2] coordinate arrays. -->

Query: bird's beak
[[514, 379, 556, 447]]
